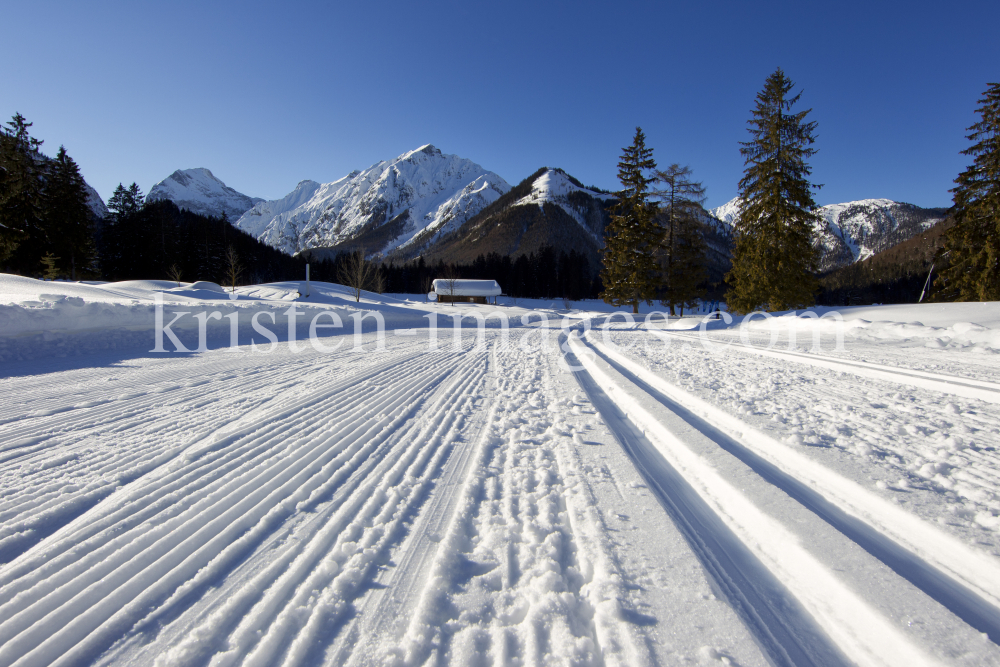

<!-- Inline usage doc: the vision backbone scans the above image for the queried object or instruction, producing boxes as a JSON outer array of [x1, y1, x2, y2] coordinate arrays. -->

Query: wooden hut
[[431, 279, 502, 305]]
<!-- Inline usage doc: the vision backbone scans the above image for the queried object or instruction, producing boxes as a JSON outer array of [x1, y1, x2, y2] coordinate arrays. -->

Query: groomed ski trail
[[569, 332, 1000, 666], [0, 335, 488, 666]]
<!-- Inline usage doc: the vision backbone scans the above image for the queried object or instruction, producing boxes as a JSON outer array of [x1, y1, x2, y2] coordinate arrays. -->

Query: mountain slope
[[818, 217, 954, 305], [708, 197, 947, 272], [83, 182, 108, 219], [236, 145, 510, 257], [146, 168, 263, 220], [402, 167, 614, 267]]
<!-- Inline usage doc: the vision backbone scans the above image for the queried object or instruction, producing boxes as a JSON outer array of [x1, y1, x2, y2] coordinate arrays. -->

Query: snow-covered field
[[2, 274, 1000, 666]]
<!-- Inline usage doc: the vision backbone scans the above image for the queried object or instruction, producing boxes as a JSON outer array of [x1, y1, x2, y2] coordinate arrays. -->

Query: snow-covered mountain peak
[[516, 168, 613, 207], [167, 167, 221, 188], [146, 168, 263, 220], [708, 197, 743, 225], [707, 196, 946, 270], [234, 147, 510, 256], [404, 144, 442, 160], [507, 168, 613, 243]]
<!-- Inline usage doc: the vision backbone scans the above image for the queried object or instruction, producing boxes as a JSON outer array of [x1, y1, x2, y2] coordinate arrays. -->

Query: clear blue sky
[[3, 0, 997, 211]]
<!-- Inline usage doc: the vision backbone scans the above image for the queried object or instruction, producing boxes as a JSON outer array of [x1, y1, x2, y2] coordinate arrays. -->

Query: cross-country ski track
[[2, 321, 1000, 665]]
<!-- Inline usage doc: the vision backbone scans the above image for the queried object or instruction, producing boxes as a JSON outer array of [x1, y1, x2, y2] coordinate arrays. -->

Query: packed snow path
[[2, 324, 1000, 665]]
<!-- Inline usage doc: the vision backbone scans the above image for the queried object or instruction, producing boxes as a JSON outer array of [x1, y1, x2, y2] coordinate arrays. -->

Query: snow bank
[[654, 302, 1000, 353], [0, 275, 441, 364], [737, 306, 1000, 352]]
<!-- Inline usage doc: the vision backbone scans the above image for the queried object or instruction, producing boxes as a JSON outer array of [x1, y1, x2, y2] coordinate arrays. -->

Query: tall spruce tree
[[727, 68, 821, 313], [0, 113, 45, 269], [601, 127, 660, 314], [652, 164, 708, 315], [44, 146, 97, 280], [935, 82, 1000, 301]]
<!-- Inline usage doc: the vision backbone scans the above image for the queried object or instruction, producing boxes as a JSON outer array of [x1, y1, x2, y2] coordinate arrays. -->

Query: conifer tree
[[40, 252, 60, 280], [103, 183, 145, 279], [0, 113, 45, 269], [44, 146, 96, 280], [936, 82, 1000, 301], [652, 164, 708, 315], [601, 127, 660, 314], [727, 69, 821, 313]]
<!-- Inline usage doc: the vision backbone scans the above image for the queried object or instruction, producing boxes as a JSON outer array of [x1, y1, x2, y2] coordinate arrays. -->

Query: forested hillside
[[818, 218, 953, 305]]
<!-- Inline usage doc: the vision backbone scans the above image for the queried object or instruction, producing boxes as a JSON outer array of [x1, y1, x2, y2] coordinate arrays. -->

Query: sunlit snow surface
[[2, 275, 1000, 665]]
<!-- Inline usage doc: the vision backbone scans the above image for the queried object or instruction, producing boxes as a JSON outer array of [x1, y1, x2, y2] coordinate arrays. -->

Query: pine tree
[[936, 82, 1000, 301], [103, 183, 145, 279], [727, 68, 821, 314], [0, 113, 45, 270], [44, 146, 97, 280], [601, 127, 660, 314], [40, 252, 60, 279], [652, 164, 708, 315]]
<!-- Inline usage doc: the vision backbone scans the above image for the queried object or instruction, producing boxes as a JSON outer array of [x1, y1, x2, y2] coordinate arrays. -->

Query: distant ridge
[[708, 197, 948, 272]]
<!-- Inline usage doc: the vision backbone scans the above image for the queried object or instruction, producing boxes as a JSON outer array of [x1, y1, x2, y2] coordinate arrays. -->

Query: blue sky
[[3, 0, 997, 210]]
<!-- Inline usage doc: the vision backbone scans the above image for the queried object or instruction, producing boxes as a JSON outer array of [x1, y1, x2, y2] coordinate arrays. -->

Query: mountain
[[146, 168, 263, 220], [236, 145, 510, 258], [83, 182, 108, 219], [708, 197, 948, 272], [818, 217, 953, 306], [402, 167, 614, 268]]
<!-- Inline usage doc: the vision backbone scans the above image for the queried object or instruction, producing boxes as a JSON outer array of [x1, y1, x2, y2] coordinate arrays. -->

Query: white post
[[306, 263, 311, 298]]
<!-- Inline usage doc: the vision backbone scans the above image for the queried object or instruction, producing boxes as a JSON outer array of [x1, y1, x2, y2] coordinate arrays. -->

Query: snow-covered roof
[[431, 279, 502, 296]]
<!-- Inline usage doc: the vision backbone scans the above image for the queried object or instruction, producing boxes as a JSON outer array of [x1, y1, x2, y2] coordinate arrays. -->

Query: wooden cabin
[[431, 279, 502, 305]]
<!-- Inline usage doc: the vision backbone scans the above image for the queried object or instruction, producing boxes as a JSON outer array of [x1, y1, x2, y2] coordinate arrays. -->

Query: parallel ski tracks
[[571, 332, 1000, 665], [0, 339, 431, 562], [0, 336, 491, 666]]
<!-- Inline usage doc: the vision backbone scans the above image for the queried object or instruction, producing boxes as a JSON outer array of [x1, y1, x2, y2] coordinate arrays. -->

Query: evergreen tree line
[[309, 246, 601, 300], [0, 112, 304, 285], [0, 114, 98, 279], [98, 184, 302, 284], [816, 218, 953, 306]]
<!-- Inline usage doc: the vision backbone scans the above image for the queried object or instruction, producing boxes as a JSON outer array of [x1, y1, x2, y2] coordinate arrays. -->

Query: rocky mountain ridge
[[146, 168, 263, 220], [234, 145, 510, 257], [708, 197, 948, 272]]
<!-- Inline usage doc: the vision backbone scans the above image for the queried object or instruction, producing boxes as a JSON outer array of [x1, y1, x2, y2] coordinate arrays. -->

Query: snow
[[513, 169, 613, 241], [708, 197, 743, 225], [430, 279, 502, 297], [234, 146, 510, 256], [708, 197, 946, 268], [82, 182, 108, 219], [145, 168, 263, 220], [2, 273, 1000, 665]]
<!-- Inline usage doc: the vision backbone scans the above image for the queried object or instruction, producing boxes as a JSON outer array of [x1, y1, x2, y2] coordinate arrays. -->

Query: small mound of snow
[[104, 279, 180, 290], [185, 281, 225, 292]]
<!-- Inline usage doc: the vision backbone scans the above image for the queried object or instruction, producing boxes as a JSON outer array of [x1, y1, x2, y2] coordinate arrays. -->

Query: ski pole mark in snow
[[4, 296, 1000, 665], [388, 340, 649, 666]]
